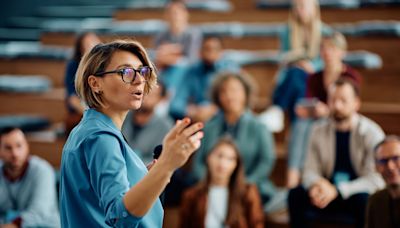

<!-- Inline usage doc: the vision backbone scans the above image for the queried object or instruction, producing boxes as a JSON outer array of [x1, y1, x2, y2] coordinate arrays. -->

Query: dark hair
[[210, 72, 255, 110], [333, 77, 360, 97], [201, 136, 247, 227], [0, 127, 22, 145], [72, 32, 98, 62], [374, 135, 400, 154]]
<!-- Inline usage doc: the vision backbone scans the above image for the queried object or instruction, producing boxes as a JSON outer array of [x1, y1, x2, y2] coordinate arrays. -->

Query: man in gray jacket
[[288, 78, 385, 228], [0, 127, 60, 227]]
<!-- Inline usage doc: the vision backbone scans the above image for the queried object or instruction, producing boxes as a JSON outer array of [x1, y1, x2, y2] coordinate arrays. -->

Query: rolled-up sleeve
[[83, 133, 142, 227]]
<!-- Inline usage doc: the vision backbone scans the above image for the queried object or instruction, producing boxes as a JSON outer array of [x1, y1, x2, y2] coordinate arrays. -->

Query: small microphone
[[153, 144, 163, 159]]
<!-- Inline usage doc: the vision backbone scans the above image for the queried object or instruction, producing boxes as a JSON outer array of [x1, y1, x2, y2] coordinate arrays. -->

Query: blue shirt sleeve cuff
[[107, 197, 143, 227]]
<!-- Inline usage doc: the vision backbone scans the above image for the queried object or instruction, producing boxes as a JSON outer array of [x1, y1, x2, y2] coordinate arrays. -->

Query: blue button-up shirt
[[60, 109, 163, 227]]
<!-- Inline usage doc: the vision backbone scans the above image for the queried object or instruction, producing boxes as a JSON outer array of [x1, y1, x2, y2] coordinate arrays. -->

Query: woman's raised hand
[[158, 118, 204, 171]]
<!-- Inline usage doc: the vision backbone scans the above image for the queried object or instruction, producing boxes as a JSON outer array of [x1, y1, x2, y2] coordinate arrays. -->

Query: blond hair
[[75, 40, 157, 109], [289, 0, 322, 59]]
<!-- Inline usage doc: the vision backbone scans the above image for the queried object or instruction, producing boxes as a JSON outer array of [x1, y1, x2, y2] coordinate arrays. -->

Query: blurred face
[[376, 141, 400, 189], [0, 129, 29, 171], [293, 0, 316, 24], [201, 38, 223, 64], [328, 83, 360, 123], [166, 2, 188, 31], [94, 50, 147, 111], [219, 78, 247, 115], [321, 39, 346, 67], [207, 143, 238, 184], [81, 33, 101, 54]]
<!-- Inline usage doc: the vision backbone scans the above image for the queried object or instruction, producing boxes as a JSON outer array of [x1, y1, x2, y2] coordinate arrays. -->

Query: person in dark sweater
[[366, 136, 400, 228]]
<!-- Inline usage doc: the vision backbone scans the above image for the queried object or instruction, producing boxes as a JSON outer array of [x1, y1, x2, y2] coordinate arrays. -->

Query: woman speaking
[[59, 40, 204, 227]]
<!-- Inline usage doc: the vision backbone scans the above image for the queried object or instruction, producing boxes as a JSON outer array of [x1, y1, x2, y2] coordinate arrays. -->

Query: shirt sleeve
[[248, 124, 276, 183], [84, 133, 144, 227], [302, 124, 324, 189]]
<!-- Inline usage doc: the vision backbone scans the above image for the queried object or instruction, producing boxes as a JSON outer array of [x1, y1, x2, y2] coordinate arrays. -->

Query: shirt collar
[[84, 108, 119, 131]]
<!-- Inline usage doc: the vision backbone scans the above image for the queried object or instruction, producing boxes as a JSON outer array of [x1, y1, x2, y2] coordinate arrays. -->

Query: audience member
[[273, 0, 330, 122], [180, 137, 264, 228], [288, 78, 385, 228], [366, 136, 400, 228], [0, 127, 60, 227], [193, 72, 277, 206], [154, 0, 202, 94], [286, 32, 362, 188], [64, 32, 101, 135], [169, 35, 240, 121], [122, 82, 173, 164]]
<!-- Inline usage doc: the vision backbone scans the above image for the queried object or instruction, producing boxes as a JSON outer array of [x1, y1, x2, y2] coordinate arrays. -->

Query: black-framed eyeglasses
[[376, 155, 400, 167], [94, 66, 152, 84]]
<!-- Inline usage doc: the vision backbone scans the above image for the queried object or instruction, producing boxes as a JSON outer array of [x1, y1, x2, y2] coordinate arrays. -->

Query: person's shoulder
[[357, 114, 384, 134], [28, 156, 55, 177]]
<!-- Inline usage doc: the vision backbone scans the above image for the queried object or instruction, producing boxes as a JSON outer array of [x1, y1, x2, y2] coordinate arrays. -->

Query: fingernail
[[183, 118, 190, 123], [197, 122, 203, 128]]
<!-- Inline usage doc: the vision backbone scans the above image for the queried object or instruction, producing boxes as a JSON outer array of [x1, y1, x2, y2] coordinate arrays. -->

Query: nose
[[131, 73, 146, 85], [387, 159, 397, 170]]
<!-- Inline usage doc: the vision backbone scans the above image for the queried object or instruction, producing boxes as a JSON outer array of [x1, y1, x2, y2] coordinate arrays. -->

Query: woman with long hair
[[180, 137, 264, 228], [273, 0, 330, 122]]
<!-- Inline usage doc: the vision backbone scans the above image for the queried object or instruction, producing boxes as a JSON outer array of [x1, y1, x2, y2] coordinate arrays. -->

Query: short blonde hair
[[75, 40, 157, 109]]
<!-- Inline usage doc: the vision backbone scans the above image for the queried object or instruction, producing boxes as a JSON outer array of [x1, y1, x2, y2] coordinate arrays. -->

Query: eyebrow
[[116, 64, 144, 69]]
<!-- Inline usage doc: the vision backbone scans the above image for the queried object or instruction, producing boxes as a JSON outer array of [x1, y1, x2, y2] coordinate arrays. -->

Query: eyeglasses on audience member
[[376, 155, 400, 167]]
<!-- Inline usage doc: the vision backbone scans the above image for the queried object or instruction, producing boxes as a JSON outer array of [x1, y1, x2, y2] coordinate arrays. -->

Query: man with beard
[[288, 78, 385, 228], [0, 127, 60, 227], [366, 136, 400, 228]]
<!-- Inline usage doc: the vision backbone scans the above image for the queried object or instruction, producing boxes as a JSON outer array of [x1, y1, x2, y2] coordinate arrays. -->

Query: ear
[[88, 75, 103, 94]]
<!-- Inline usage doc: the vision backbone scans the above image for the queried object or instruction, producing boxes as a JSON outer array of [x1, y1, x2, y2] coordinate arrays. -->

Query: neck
[[98, 108, 128, 130], [210, 178, 229, 187], [388, 185, 400, 199], [324, 63, 344, 89], [171, 24, 186, 36], [224, 110, 243, 125], [335, 114, 354, 132], [4, 161, 28, 181]]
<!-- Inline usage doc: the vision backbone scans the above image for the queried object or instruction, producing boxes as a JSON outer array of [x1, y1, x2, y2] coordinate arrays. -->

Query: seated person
[[272, 0, 330, 122], [366, 136, 400, 228], [286, 32, 362, 188], [0, 127, 60, 227], [180, 137, 264, 228], [64, 32, 101, 135], [153, 0, 202, 94], [288, 78, 385, 228], [122, 83, 173, 164], [169, 35, 240, 121], [193, 72, 276, 207]]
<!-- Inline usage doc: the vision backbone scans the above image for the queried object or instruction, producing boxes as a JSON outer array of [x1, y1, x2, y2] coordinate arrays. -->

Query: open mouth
[[132, 91, 143, 96]]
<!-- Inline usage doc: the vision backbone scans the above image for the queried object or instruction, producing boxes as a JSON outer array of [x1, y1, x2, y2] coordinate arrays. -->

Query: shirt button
[[123, 212, 128, 218]]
